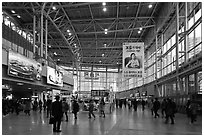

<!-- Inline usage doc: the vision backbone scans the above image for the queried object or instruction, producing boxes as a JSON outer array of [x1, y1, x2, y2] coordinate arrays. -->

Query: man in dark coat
[[165, 98, 176, 124], [133, 98, 138, 111], [46, 98, 52, 118], [72, 100, 79, 119], [141, 99, 146, 111], [51, 96, 63, 132], [153, 98, 160, 118]]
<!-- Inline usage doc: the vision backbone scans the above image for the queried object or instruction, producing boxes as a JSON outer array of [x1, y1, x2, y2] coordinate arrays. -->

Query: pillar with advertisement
[[122, 43, 144, 78]]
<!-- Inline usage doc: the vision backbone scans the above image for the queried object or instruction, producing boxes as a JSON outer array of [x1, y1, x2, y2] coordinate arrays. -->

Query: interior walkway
[[2, 106, 202, 135]]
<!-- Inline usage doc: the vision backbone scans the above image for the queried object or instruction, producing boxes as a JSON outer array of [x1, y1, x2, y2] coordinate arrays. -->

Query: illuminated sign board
[[47, 66, 63, 87]]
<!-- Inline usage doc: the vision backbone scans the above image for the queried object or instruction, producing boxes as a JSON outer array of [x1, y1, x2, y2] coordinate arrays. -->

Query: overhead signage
[[8, 50, 42, 81], [47, 66, 63, 87], [84, 71, 99, 80], [122, 43, 144, 78], [91, 90, 109, 97]]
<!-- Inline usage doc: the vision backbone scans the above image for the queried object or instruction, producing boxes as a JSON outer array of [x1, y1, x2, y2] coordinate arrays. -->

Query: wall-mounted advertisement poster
[[8, 50, 42, 81], [47, 66, 63, 87], [123, 43, 144, 78]]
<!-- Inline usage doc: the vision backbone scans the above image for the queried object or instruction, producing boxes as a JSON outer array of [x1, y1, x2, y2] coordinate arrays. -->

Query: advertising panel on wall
[[47, 66, 63, 87], [8, 50, 42, 81], [122, 43, 144, 78]]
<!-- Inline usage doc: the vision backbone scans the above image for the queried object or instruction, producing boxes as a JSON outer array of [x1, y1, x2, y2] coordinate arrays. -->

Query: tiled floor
[[2, 106, 202, 135]]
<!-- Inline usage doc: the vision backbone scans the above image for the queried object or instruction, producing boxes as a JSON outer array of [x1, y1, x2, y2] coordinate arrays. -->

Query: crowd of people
[[3, 96, 200, 133], [115, 97, 200, 125]]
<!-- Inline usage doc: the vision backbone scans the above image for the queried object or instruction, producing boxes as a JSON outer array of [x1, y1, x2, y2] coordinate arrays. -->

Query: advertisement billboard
[[47, 66, 63, 87], [122, 43, 144, 78], [8, 50, 42, 81]]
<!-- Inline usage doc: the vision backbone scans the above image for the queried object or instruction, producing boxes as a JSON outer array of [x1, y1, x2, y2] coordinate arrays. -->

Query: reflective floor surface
[[2, 106, 202, 135]]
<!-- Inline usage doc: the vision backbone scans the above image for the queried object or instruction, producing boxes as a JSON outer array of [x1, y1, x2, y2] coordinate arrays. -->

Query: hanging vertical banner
[[123, 42, 144, 78]]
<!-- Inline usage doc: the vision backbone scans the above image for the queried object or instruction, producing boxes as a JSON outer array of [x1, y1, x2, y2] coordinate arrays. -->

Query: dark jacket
[[89, 102, 94, 111], [165, 101, 176, 115], [72, 101, 79, 113], [51, 101, 63, 118], [153, 100, 160, 110]]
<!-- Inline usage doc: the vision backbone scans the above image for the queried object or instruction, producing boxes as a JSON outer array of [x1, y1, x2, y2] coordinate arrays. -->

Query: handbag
[[49, 116, 55, 124]]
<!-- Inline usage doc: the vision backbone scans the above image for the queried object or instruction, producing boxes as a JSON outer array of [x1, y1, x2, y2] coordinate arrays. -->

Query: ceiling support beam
[[76, 25, 155, 34], [58, 2, 83, 61], [138, 3, 158, 42], [128, 2, 141, 40]]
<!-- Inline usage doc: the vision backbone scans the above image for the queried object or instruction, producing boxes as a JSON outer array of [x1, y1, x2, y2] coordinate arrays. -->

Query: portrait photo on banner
[[124, 52, 142, 69]]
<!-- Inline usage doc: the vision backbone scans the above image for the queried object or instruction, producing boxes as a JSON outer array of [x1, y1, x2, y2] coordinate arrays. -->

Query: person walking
[[149, 99, 154, 116], [46, 98, 52, 118], [188, 100, 199, 124], [119, 99, 123, 108], [115, 99, 119, 108], [51, 96, 63, 132], [14, 99, 20, 115], [124, 98, 127, 108], [128, 99, 131, 109], [39, 100, 43, 113], [165, 98, 176, 124], [62, 98, 69, 122], [72, 100, 79, 119], [88, 100, 96, 119], [99, 98, 105, 118], [141, 99, 146, 111], [133, 98, 138, 111], [161, 99, 167, 118], [185, 99, 191, 119], [24, 99, 32, 116], [33, 98, 38, 111], [43, 100, 47, 111], [153, 98, 160, 118]]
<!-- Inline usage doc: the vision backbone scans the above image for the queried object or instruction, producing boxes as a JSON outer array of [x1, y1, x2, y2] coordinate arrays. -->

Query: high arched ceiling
[[2, 2, 163, 68]]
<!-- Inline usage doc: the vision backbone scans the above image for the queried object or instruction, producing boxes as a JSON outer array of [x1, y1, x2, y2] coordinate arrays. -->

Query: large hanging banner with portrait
[[8, 50, 42, 81], [122, 42, 144, 78]]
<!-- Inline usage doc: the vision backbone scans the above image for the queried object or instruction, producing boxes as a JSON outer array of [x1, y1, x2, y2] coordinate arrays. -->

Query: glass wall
[[117, 2, 202, 93], [74, 67, 119, 93]]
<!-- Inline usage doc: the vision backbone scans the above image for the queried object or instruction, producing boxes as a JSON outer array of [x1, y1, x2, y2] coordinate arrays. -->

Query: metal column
[[161, 33, 164, 77], [184, 2, 188, 62], [155, 28, 159, 96], [76, 62, 79, 93], [45, 19, 48, 60], [91, 65, 93, 90], [183, 3, 189, 94], [175, 3, 180, 94], [40, 10, 44, 58], [33, 15, 36, 54], [106, 66, 108, 90]]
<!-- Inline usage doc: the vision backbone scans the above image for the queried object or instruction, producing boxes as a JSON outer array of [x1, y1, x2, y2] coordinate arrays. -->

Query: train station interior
[[1, 2, 202, 135]]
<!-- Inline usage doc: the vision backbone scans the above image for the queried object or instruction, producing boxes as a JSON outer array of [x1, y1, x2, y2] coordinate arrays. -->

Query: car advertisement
[[47, 66, 63, 87], [8, 50, 42, 81]]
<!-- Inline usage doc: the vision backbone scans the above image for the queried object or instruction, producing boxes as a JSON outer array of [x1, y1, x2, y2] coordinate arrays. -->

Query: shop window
[[197, 71, 202, 93], [188, 74, 195, 93], [181, 77, 186, 94], [195, 23, 201, 46]]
